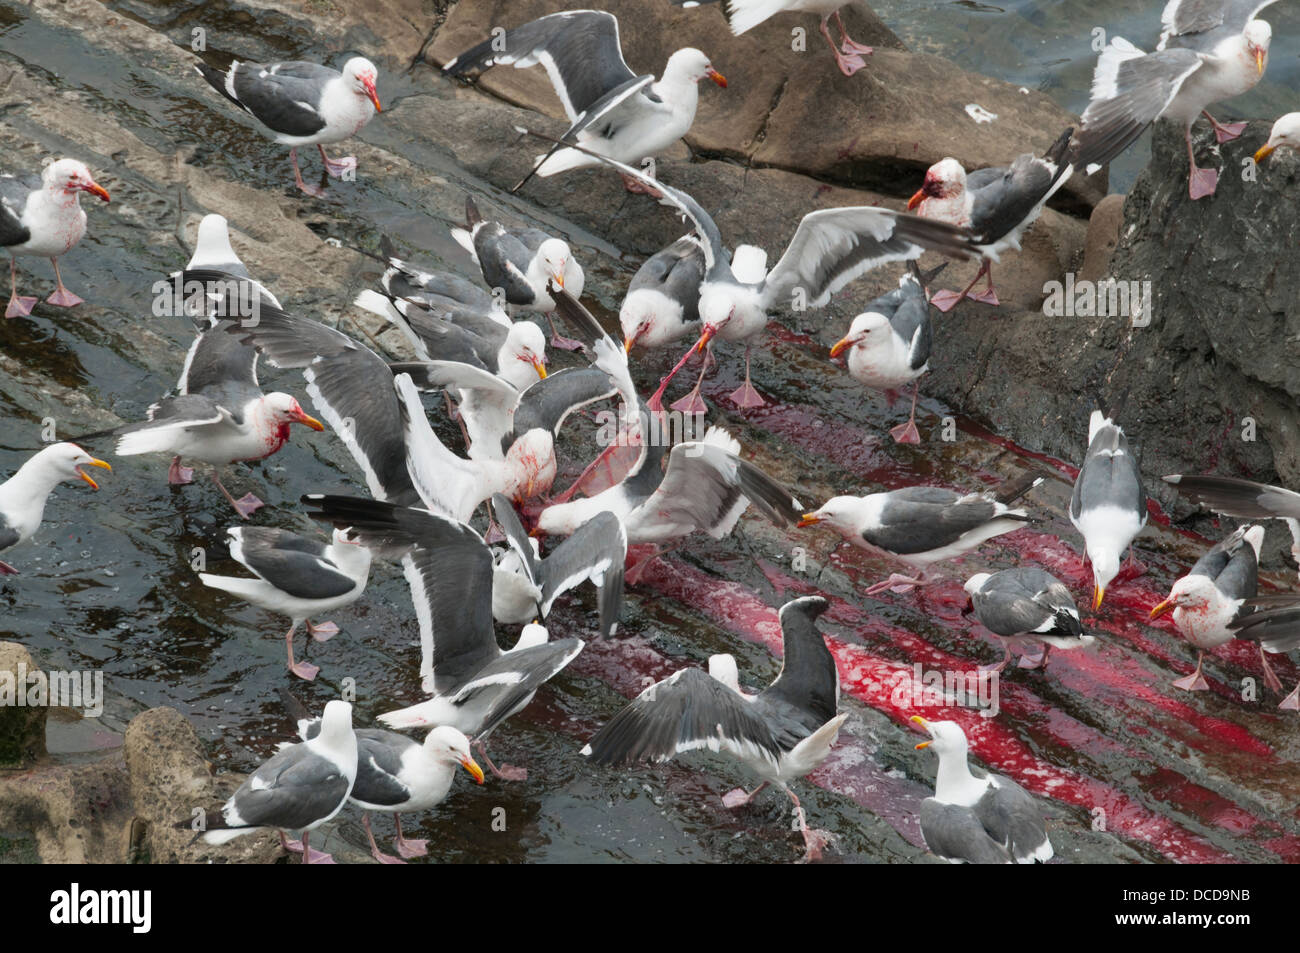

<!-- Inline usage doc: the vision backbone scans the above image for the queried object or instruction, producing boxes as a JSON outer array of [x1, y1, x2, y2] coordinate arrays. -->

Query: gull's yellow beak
[[829, 336, 852, 358], [694, 325, 716, 354], [78, 458, 112, 490], [532, 356, 548, 379], [1256, 48, 1266, 75], [461, 756, 485, 784], [911, 715, 931, 748], [364, 77, 382, 112], [707, 66, 727, 88], [1149, 598, 1172, 620], [1254, 142, 1276, 163], [796, 512, 822, 528], [1092, 585, 1105, 612]]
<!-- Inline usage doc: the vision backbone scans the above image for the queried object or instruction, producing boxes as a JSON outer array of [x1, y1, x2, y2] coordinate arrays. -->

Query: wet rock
[[0, 642, 47, 767]]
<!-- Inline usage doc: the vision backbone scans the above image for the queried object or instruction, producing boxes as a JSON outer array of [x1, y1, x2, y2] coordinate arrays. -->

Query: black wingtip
[[277, 687, 313, 725], [993, 469, 1046, 506]]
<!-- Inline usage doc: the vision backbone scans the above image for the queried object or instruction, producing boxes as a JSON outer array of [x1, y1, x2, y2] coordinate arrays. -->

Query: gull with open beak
[[1, 158, 110, 318], [0, 443, 111, 575]]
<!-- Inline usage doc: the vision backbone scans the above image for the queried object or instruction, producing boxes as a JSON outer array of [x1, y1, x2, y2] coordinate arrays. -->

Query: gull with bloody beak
[[910, 716, 1053, 864], [906, 128, 1075, 312], [620, 234, 706, 354], [1070, 409, 1148, 611], [438, 10, 726, 194], [1253, 112, 1300, 164], [195, 55, 381, 198], [1075, 1, 1275, 200], [1, 158, 110, 318], [829, 270, 931, 443], [1149, 524, 1263, 692], [451, 197, 587, 349], [0, 443, 110, 575]]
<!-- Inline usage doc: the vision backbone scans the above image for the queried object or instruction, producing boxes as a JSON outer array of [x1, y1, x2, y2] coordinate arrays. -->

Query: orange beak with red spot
[[707, 66, 727, 88], [363, 76, 382, 112]]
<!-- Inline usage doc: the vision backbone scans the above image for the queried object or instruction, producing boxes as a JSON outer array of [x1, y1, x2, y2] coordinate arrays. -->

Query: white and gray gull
[[1071, 409, 1148, 610], [582, 595, 849, 863], [673, 0, 877, 76], [963, 568, 1091, 674], [0, 443, 111, 575]]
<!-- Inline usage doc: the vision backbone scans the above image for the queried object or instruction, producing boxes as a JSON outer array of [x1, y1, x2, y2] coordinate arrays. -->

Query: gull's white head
[[262, 393, 325, 431], [422, 725, 485, 783], [911, 716, 969, 758], [505, 429, 556, 502], [1255, 111, 1300, 163], [536, 238, 582, 296], [1149, 573, 1217, 621], [620, 289, 689, 351], [503, 321, 548, 384], [342, 56, 382, 111], [25, 442, 112, 491], [1088, 545, 1122, 612], [908, 157, 967, 217], [42, 158, 110, 203], [318, 700, 353, 740], [517, 621, 550, 648], [796, 495, 863, 533], [830, 311, 891, 359], [1244, 20, 1272, 76], [707, 653, 741, 692], [963, 572, 992, 596], [663, 48, 727, 88]]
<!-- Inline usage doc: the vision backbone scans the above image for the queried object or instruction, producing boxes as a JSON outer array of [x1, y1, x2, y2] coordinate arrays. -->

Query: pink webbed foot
[[296, 178, 328, 199], [728, 380, 767, 409], [395, 836, 428, 859], [670, 387, 707, 415], [550, 333, 585, 351], [45, 287, 84, 307], [5, 295, 37, 318], [1017, 649, 1048, 670], [307, 620, 339, 643], [889, 419, 921, 444], [928, 289, 965, 313], [721, 784, 765, 809], [1188, 166, 1219, 200], [798, 826, 834, 864], [167, 459, 194, 485], [840, 39, 875, 56], [1211, 121, 1248, 144], [1172, 670, 1210, 692], [0, 559, 17, 575], [865, 573, 924, 596], [620, 173, 662, 198], [289, 659, 320, 681], [231, 493, 265, 519], [478, 744, 527, 781], [834, 52, 868, 76], [280, 833, 334, 864], [321, 155, 357, 178], [967, 287, 1000, 306], [1259, 648, 1285, 694], [1279, 684, 1300, 711]]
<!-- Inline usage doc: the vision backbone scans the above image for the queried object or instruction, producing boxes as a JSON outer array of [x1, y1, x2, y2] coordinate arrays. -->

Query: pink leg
[[544, 312, 584, 351], [1279, 681, 1300, 711], [625, 544, 673, 585], [967, 264, 1000, 306], [44, 258, 84, 307], [291, 149, 328, 198], [1185, 128, 1219, 200], [212, 473, 264, 519], [475, 740, 527, 781], [1117, 546, 1147, 581], [930, 261, 993, 312], [979, 639, 1013, 675], [362, 814, 406, 864], [5, 258, 36, 318], [727, 344, 767, 409], [787, 790, 833, 863], [1172, 652, 1210, 692], [0, 559, 17, 575], [280, 830, 334, 864], [648, 339, 706, 412], [1202, 111, 1248, 144], [168, 456, 195, 485], [889, 383, 922, 444], [670, 350, 712, 415], [721, 781, 768, 809], [834, 10, 875, 55], [394, 814, 428, 859], [819, 15, 866, 76], [317, 144, 357, 179], [620, 172, 663, 198], [285, 623, 320, 681], [864, 571, 926, 595], [306, 619, 339, 643], [1017, 644, 1051, 670], [1258, 645, 1285, 694]]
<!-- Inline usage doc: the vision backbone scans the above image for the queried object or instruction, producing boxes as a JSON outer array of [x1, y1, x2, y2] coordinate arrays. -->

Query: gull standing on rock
[[196, 56, 381, 198], [1, 158, 110, 318], [963, 568, 1091, 673], [0, 443, 111, 575], [1071, 409, 1148, 610]]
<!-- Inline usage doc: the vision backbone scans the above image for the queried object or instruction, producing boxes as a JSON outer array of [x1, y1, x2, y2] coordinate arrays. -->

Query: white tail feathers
[[721, 0, 790, 35]]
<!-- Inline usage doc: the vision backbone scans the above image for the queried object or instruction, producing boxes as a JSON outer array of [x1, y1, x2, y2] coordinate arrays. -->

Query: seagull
[[2, 158, 110, 318], [0, 443, 111, 575], [184, 213, 281, 307], [828, 270, 931, 444], [620, 234, 706, 352], [450, 197, 586, 349], [198, 526, 372, 681], [490, 493, 626, 638], [1150, 524, 1263, 691], [1163, 473, 1300, 577], [582, 595, 849, 863], [906, 127, 1076, 312], [1253, 112, 1300, 163], [302, 495, 585, 776], [195, 56, 382, 198], [797, 472, 1041, 595], [439, 10, 725, 192], [1228, 595, 1300, 709], [194, 699, 357, 864], [910, 716, 1053, 864], [672, 0, 876, 76], [1071, 409, 1148, 610], [1076, 1, 1276, 199], [963, 568, 1091, 673], [281, 691, 484, 864], [519, 135, 982, 413]]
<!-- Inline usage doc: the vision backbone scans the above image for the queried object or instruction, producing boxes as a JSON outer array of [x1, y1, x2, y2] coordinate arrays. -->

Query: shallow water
[[2, 0, 1299, 864]]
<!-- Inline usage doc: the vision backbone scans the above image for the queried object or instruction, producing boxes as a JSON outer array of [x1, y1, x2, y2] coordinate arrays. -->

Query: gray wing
[[973, 777, 1053, 863], [450, 638, 585, 738], [491, 493, 541, 591], [442, 10, 637, 122], [1070, 422, 1147, 521], [196, 60, 332, 138], [538, 511, 627, 637], [581, 666, 783, 766], [380, 243, 498, 313], [886, 280, 931, 372], [1164, 474, 1300, 520], [1075, 42, 1203, 172], [472, 223, 540, 306], [920, 798, 1014, 864], [1188, 524, 1258, 601], [350, 730, 419, 807], [506, 367, 617, 454], [753, 597, 838, 750], [385, 301, 501, 370], [226, 744, 350, 831], [975, 569, 1081, 638], [762, 208, 983, 311], [0, 172, 36, 247], [232, 526, 357, 600], [120, 393, 227, 432], [968, 130, 1073, 244], [1160, 0, 1278, 47], [867, 490, 1021, 555], [627, 235, 706, 322], [180, 318, 261, 398], [1228, 600, 1300, 654], [300, 495, 498, 688]]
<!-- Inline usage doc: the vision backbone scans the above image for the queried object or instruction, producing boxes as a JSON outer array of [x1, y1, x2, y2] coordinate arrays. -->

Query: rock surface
[[0, 642, 46, 767]]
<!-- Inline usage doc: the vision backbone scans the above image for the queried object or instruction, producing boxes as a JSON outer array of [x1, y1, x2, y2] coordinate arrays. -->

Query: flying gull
[[303, 495, 585, 776], [798, 472, 1041, 595], [1, 158, 110, 318], [907, 128, 1076, 312], [1150, 524, 1263, 691], [1228, 595, 1300, 709], [439, 11, 725, 192], [193, 700, 357, 864], [672, 0, 877, 76], [829, 269, 932, 444], [963, 568, 1091, 673], [582, 595, 849, 862], [910, 716, 1053, 864], [196, 56, 382, 197], [1164, 473, 1300, 577], [281, 691, 484, 864], [1076, 1, 1276, 199], [1071, 409, 1148, 609], [198, 526, 372, 681], [0, 443, 111, 575]]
